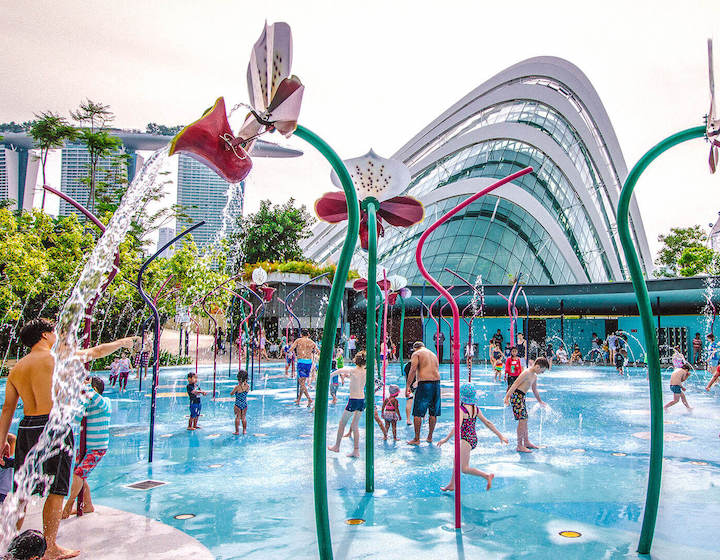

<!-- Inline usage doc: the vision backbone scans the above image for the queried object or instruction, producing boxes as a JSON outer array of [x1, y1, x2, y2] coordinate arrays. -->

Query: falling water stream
[[0, 147, 169, 553]]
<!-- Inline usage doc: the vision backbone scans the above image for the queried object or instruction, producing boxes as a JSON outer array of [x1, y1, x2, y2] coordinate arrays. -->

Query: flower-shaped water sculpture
[[707, 39, 720, 172], [352, 277, 391, 299], [387, 274, 411, 305], [250, 266, 276, 301], [169, 22, 304, 183], [315, 151, 423, 249]]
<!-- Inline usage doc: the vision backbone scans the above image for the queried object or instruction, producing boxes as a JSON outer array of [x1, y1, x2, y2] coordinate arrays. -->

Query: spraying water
[[0, 148, 168, 553]]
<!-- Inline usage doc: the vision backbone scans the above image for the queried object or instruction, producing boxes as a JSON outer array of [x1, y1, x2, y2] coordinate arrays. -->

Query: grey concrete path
[[22, 504, 213, 559]]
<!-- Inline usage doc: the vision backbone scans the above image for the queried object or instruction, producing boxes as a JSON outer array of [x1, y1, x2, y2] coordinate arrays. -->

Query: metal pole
[[363, 198, 379, 494], [399, 295, 406, 375], [616, 125, 705, 554]]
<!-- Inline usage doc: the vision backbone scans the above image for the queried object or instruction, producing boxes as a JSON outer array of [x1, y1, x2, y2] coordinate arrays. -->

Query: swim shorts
[[670, 384, 682, 394], [15, 415, 74, 496], [412, 380, 441, 418], [345, 398, 365, 412], [297, 359, 312, 378], [74, 448, 107, 479], [507, 375, 519, 388], [189, 402, 201, 418], [510, 389, 528, 421]]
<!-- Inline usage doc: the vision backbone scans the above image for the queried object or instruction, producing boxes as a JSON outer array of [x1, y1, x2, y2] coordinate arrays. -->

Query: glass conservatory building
[[304, 57, 653, 285]]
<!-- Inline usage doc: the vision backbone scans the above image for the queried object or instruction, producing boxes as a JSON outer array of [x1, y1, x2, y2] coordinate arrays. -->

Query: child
[[437, 383, 508, 491], [230, 370, 250, 435], [3, 529, 47, 560], [0, 433, 16, 502], [664, 363, 692, 410], [504, 357, 549, 453], [284, 341, 296, 378], [328, 351, 367, 458], [330, 347, 345, 405], [108, 357, 120, 387], [706, 364, 720, 391], [381, 385, 402, 440], [186, 373, 207, 430], [491, 343, 504, 381], [117, 352, 132, 392], [671, 347, 685, 368], [615, 348, 627, 376], [504, 346, 522, 386]]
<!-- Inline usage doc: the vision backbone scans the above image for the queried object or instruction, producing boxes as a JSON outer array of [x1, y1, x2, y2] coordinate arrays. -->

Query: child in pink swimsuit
[[381, 385, 402, 440], [437, 383, 508, 491]]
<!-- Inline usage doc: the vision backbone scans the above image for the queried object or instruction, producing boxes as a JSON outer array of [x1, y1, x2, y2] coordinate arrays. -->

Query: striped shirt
[[76, 390, 111, 450]]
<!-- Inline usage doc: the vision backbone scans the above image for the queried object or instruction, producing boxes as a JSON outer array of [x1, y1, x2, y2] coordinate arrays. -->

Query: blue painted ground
[[2, 362, 720, 559]]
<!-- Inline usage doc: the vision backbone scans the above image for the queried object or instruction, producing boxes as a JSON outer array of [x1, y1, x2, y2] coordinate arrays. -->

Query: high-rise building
[[0, 136, 39, 211], [157, 227, 176, 258], [710, 212, 720, 252]]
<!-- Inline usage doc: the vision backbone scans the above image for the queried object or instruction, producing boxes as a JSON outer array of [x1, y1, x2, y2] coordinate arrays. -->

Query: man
[[289, 330, 318, 407], [0, 318, 137, 560], [433, 331, 445, 363], [347, 335, 357, 359], [516, 332, 527, 368], [406, 342, 441, 445], [692, 332, 703, 366]]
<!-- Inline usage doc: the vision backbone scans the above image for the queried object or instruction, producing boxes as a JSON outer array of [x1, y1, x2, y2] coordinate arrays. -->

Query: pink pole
[[507, 280, 518, 346], [381, 271, 390, 404], [415, 166, 533, 530], [429, 294, 443, 358], [218, 286, 254, 375]]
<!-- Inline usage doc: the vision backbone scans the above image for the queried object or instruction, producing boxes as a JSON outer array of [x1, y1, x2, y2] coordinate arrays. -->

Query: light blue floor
[[2, 362, 720, 559]]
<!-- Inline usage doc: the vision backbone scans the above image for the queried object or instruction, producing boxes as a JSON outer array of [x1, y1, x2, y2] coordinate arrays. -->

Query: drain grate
[[125, 480, 168, 491]]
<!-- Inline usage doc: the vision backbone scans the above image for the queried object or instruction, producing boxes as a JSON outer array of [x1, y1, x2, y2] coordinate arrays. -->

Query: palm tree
[[29, 112, 77, 209]]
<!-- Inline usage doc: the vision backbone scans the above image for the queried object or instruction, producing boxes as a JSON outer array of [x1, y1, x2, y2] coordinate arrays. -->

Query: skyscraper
[[0, 137, 39, 211], [157, 227, 176, 258]]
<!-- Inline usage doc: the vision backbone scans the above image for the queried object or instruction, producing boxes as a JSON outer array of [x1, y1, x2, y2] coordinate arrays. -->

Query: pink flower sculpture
[[315, 150, 423, 250], [352, 277, 392, 299], [169, 22, 304, 183]]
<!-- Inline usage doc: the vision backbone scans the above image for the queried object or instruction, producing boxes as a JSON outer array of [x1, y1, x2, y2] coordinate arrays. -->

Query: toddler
[[230, 370, 250, 434]]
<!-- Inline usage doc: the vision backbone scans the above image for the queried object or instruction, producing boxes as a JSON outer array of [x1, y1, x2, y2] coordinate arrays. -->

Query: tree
[[0, 121, 34, 133], [71, 100, 121, 214], [145, 123, 184, 136], [677, 246, 720, 276], [229, 198, 315, 268], [28, 112, 77, 209], [655, 225, 708, 277]]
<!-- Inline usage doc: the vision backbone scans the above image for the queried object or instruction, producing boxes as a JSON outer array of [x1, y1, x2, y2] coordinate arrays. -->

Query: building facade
[[304, 57, 654, 285]]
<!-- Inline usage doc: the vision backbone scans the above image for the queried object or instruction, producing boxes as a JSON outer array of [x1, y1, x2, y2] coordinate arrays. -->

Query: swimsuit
[[510, 389, 528, 421], [382, 400, 400, 422], [235, 391, 248, 410], [459, 404, 478, 449], [15, 415, 73, 496], [74, 449, 106, 479], [670, 384, 682, 394], [345, 398, 365, 412], [297, 359, 312, 378]]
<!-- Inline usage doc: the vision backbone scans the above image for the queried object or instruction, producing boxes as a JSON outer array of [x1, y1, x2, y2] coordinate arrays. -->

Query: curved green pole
[[362, 198, 379, 494], [294, 125, 360, 560], [616, 125, 705, 554], [399, 295, 406, 374], [375, 299, 383, 378]]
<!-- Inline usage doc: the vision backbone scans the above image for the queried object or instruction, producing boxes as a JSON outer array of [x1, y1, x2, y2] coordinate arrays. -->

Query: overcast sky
[[2, 0, 719, 259]]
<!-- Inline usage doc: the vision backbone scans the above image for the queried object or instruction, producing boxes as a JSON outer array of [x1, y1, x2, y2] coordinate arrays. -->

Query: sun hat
[[388, 384, 400, 396], [459, 383, 477, 406]]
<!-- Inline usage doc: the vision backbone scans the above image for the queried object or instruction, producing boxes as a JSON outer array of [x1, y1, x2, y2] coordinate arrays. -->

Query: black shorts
[[412, 380, 441, 418], [507, 375, 519, 388], [14, 415, 74, 497]]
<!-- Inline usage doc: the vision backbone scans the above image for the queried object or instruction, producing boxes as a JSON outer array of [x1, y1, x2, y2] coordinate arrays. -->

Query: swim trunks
[[345, 398, 365, 412], [510, 389, 528, 421], [74, 448, 107, 479], [507, 375, 519, 388], [412, 380, 441, 418], [670, 384, 682, 394], [14, 415, 73, 496], [189, 402, 202, 418], [297, 359, 312, 378]]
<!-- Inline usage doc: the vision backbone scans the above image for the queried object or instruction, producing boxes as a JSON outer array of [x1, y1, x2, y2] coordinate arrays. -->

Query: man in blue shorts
[[290, 330, 318, 408], [406, 342, 441, 445]]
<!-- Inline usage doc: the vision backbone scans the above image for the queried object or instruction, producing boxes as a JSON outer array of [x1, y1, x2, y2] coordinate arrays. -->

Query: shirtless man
[[504, 357, 549, 453], [327, 351, 367, 458], [289, 330, 318, 407], [406, 342, 441, 445], [0, 318, 138, 560]]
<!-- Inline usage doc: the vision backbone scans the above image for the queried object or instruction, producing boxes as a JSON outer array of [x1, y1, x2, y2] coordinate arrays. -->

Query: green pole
[[616, 125, 705, 554], [362, 198, 379, 494], [294, 125, 360, 560], [399, 295, 406, 374], [375, 299, 383, 379]]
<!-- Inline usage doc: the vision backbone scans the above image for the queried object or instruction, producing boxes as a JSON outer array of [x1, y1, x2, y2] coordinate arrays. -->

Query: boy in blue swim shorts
[[289, 330, 318, 408], [328, 351, 367, 458], [664, 363, 692, 411], [186, 373, 207, 430]]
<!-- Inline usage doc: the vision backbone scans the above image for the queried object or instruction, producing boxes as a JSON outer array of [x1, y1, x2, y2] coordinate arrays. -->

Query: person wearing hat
[[381, 385, 402, 440], [437, 383, 508, 491]]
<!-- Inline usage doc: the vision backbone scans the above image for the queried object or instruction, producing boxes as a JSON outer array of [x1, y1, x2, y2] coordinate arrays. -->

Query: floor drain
[[559, 530, 582, 538], [612, 452, 627, 457], [571, 449, 585, 453], [125, 480, 168, 491], [346, 518, 365, 525], [174, 513, 195, 520], [208, 464, 223, 468], [690, 460, 708, 465], [206, 434, 220, 439]]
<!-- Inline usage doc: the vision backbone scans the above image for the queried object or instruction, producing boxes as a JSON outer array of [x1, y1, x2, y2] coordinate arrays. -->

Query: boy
[[504, 357, 549, 453], [491, 343, 504, 381], [664, 363, 692, 410], [3, 529, 46, 560], [62, 377, 111, 518], [186, 373, 207, 430], [615, 348, 627, 375], [0, 433, 16, 502], [330, 347, 345, 405], [505, 346, 522, 386], [328, 351, 367, 458]]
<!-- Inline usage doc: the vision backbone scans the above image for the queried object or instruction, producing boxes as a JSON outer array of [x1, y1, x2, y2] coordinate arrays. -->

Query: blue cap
[[460, 383, 477, 406]]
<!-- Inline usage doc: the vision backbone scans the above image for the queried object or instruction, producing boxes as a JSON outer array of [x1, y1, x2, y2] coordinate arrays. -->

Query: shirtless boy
[[0, 318, 138, 560], [406, 342, 441, 445], [664, 363, 693, 411], [289, 330, 318, 408], [504, 357, 549, 453], [327, 351, 367, 458]]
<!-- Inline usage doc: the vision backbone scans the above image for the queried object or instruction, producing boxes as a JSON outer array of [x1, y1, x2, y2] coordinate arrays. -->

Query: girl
[[108, 357, 120, 387], [491, 343, 504, 381], [230, 370, 250, 435], [437, 383, 508, 491], [381, 385, 401, 440]]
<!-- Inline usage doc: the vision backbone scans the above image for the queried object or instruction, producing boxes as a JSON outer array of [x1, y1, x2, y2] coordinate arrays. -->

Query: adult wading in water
[[406, 342, 441, 445]]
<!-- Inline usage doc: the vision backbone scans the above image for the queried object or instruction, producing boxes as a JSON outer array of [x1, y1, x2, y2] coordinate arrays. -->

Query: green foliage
[[146, 123, 184, 136], [678, 245, 720, 276], [29, 112, 77, 186], [655, 225, 708, 277], [0, 121, 34, 133], [242, 260, 359, 283], [228, 199, 314, 269]]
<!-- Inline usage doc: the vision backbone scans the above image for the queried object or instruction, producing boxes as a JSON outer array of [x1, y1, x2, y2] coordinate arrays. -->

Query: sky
[[2, 0, 720, 259]]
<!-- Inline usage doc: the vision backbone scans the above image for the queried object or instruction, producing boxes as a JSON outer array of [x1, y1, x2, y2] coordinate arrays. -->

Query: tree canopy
[[655, 225, 711, 277]]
